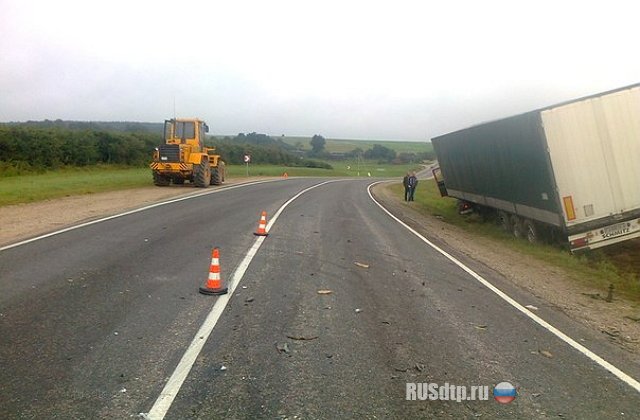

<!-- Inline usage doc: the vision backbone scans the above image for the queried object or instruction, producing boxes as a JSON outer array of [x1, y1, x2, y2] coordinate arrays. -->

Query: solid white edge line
[[0, 179, 279, 252], [146, 179, 341, 420], [366, 181, 640, 393]]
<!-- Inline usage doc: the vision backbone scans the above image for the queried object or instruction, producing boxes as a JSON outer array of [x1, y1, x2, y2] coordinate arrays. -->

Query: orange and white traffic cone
[[199, 248, 228, 295], [254, 211, 269, 236]]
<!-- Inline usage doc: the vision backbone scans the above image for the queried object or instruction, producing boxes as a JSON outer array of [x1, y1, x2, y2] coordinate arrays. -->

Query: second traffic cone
[[199, 248, 228, 295], [254, 211, 269, 236]]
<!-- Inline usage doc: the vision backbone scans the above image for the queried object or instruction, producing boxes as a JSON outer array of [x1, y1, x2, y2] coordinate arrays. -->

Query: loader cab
[[164, 119, 206, 150]]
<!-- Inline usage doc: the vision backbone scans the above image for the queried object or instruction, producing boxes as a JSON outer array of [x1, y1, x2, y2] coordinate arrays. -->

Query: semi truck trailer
[[431, 83, 640, 252]]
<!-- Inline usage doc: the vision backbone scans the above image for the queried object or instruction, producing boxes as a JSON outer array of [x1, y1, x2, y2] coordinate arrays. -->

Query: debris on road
[[245, 297, 254, 303], [120, 388, 127, 393], [474, 324, 488, 330], [415, 363, 425, 372], [624, 313, 640, 322], [286, 335, 318, 341], [602, 328, 621, 338], [354, 262, 369, 269], [276, 342, 291, 354], [394, 367, 408, 372], [539, 350, 554, 358], [525, 305, 539, 311], [317, 290, 332, 295], [220, 365, 227, 371], [355, 308, 363, 314]]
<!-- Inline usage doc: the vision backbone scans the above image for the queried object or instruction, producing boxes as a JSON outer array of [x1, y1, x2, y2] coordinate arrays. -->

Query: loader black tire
[[211, 168, 221, 185], [194, 159, 210, 188], [219, 161, 226, 182], [153, 172, 170, 186]]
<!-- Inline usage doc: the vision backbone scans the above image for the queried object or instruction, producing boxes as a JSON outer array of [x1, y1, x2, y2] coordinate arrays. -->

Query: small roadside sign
[[244, 154, 251, 163]]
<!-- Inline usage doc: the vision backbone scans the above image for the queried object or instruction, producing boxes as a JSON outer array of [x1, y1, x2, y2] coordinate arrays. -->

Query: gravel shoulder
[[0, 177, 274, 247], [372, 181, 640, 357]]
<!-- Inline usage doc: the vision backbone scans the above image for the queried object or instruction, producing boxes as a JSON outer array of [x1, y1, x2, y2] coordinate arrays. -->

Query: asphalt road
[[1, 178, 639, 419]]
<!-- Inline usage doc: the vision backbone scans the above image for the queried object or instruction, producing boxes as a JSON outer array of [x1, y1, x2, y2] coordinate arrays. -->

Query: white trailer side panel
[[541, 86, 640, 226]]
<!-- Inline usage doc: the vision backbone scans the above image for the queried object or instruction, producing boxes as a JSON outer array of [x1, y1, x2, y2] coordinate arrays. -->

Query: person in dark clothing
[[402, 172, 411, 201], [408, 172, 418, 201]]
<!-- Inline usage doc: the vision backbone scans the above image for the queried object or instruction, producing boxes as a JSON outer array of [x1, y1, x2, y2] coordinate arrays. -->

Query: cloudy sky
[[1, 0, 638, 140]]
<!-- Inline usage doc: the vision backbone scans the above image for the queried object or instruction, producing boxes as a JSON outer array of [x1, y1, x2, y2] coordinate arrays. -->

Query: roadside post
[[244, 154, 251, 177]]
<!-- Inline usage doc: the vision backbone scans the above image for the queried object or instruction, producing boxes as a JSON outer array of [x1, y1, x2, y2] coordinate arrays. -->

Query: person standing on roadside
[[408, 172, 418, 201], [403, 172, 411, 201]]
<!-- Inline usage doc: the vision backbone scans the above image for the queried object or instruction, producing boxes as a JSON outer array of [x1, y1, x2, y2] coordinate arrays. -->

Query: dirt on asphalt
[[2, 177, 639, 357], [372, 182, 640, 357]]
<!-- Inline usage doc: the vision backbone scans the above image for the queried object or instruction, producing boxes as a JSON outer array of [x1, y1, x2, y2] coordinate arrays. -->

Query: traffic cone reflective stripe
[[254, 211, 269, 236], [199, 248, 228, 295]]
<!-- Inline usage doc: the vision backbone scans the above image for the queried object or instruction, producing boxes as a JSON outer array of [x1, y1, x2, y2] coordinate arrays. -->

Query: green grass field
[[0, 166, 151, 206], [280, 136, 432, 154], [231, 161, 422, 178], [388, 181, 640, 302], [0, 162, 423, 206]]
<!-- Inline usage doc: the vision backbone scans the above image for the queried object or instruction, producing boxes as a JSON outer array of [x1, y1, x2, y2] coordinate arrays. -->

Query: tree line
[[0, 126, 331, 176], [209, 133, 331, 169], [0, 126, 158, 174]]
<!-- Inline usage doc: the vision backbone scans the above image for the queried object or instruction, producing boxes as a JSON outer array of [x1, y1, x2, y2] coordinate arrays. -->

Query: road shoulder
[[0, 178, 274, 246]]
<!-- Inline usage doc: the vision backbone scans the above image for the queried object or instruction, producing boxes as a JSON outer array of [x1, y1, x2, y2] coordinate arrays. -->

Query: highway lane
[[2, 178, 640, 419], [0, 178, 319, 419], [164, 180, 640, 419]]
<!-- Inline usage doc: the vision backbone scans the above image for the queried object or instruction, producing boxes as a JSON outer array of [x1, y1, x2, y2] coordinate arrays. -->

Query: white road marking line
[[0, 179, 278, 252], [146, 179, 340, 420], [367, 181, 640, 394]]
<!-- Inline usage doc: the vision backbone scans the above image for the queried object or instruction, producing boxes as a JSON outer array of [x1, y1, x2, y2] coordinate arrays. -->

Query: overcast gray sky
[[1, 0, 639, 141]]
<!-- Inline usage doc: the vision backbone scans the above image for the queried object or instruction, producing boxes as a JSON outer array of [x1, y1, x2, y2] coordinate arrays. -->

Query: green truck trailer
[[432, 83, 640, 252]]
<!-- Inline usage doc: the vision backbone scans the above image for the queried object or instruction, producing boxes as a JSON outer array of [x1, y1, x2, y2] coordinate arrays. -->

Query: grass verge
[[388, 181, 640, 302], [227, 162, 422, 178], [0, 166, 151, 206], [0, 163, 424, 206]]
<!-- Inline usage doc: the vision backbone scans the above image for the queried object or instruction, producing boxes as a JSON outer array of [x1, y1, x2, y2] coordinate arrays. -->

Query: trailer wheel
[[153, 172, 170, 186], [510, 214, 524, 239], [523, 219, 539, 244], [497, 211, 510, 232]]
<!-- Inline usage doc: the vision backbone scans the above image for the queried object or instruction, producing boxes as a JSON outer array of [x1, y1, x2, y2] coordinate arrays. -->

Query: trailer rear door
[[541, 86, 640, 227]]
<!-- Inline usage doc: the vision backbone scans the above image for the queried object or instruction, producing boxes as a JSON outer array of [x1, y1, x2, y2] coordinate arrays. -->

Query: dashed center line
[[145, 179, 341, 420]]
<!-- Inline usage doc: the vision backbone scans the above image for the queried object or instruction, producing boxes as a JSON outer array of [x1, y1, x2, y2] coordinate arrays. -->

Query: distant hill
[[279, 136, 432, 154]]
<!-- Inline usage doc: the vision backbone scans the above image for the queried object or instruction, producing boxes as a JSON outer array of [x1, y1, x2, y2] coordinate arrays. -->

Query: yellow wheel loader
[[150, 118, 225, 187]]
